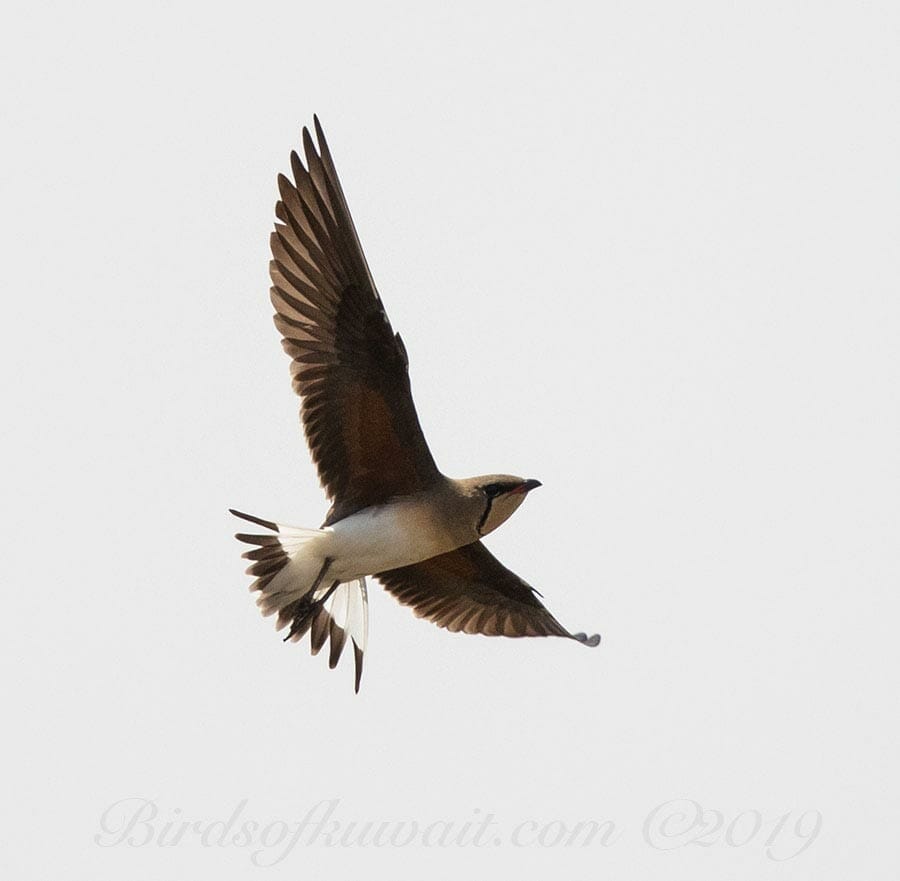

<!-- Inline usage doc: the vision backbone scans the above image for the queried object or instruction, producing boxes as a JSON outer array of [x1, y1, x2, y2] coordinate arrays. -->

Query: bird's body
[[327, 499, 460, 581], [310, 487, 477, 583], [231, 118, 599, 691]]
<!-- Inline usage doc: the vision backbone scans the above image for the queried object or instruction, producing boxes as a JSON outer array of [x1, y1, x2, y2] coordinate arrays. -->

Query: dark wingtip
[[572, 632, 602, 648], [302, 126, 317, 161], [276, 172, 294, 197], [289, 150, 307, 181]]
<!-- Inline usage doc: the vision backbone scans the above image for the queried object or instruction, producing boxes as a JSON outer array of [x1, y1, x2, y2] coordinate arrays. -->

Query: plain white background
[[3, 1, 898, 878]]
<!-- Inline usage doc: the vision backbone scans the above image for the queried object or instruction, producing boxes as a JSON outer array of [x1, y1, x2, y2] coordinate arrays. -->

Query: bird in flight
[[231, 117, 600, 691]]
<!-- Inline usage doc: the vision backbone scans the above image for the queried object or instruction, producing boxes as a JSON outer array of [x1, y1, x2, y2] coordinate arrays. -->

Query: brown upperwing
[[378, 540, 601, 644], [269, 118, 441, 522]]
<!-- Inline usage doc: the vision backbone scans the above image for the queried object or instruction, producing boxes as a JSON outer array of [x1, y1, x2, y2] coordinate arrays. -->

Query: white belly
[[323, 502, 457, 581]]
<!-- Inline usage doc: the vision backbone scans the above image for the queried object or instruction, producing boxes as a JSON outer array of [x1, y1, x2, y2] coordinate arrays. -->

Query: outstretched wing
[[270, 118, 441, 523], [377, 541, 601, 645]]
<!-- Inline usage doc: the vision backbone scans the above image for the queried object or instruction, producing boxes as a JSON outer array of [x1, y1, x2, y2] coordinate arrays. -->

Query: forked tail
[[229, 509, 368, 692]]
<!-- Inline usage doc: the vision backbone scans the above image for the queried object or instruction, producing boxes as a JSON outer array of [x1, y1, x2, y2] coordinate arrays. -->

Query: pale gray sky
[[3, 1, 899, 878]]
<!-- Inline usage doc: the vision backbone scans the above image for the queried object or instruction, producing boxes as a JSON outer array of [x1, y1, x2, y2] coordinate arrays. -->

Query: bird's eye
[[483, 483, 503, 498]]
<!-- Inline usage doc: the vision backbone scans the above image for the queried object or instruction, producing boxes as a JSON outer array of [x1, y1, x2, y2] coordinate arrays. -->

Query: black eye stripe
[[483, 482, 515, 498]]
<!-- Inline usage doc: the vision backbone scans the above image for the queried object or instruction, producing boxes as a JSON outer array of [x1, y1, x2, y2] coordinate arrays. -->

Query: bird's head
[[472, 475, 542, 537]]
